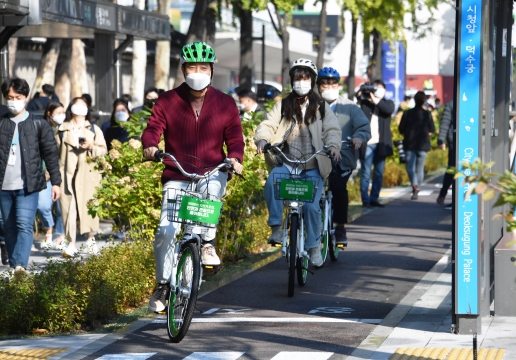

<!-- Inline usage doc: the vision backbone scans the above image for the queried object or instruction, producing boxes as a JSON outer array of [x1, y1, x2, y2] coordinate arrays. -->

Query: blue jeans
[[0, 206, 4, 245], [360, 144, 386, 204], [37, 181, 64, 236], [265, 166, 324, 250], [406, 150, 427, 187], [0, 189, 39, 268]]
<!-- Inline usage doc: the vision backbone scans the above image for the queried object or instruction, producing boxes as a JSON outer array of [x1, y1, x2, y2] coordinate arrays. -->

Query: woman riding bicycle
[[254, 58, 342, 267]]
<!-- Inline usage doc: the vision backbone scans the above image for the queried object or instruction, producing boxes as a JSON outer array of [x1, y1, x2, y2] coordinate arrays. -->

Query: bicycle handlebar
[[153, 150, 244, 180], [263, 143, 333, 165]]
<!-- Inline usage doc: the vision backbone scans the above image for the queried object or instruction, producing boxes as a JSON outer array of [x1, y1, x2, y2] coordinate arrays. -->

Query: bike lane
[[76, 179, 453, 359]]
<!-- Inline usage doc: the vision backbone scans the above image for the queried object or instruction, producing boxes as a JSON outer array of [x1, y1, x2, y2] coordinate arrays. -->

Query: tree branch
[[267, 4, 282, 40]]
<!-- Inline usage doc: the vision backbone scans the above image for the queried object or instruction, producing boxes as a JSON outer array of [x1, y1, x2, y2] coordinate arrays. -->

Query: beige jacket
[[56, 121, 107, 235], [254, 100, 342, 179]]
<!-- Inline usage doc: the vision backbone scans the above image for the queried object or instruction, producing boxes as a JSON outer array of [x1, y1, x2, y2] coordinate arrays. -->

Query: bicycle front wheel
[[288, 214, 298, 297], [167, 242, 200, 343]]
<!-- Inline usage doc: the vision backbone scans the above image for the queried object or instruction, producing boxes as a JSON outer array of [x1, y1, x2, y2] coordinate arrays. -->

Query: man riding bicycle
[[254, 58, 342, 267], [316, 67, 371, 246], [142, 41, 244, 312]]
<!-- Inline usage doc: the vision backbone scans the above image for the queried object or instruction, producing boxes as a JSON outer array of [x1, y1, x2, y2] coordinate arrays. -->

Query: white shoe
[[55, 236, 67, 250], [41, 233, 53, 250], [86, 238, 99, 255], [201, 244, 220, 266], [62, 243, 77, 258], [309, 247, 324, 267]]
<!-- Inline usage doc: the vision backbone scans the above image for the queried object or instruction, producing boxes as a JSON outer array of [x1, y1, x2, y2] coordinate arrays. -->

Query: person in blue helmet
[[316, 67, 371, 245]]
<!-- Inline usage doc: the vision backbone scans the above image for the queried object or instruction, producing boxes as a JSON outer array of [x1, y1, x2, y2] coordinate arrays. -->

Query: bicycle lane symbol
[[203, 308, 253, 315], [308, 307, 354, 314]]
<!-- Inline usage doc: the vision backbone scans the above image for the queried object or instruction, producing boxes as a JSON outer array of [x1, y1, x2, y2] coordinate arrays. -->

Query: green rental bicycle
[[152, 150, 241, 343]]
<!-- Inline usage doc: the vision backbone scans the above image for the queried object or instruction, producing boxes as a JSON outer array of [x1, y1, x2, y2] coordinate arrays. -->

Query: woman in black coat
[[399, 91, 436, 200]]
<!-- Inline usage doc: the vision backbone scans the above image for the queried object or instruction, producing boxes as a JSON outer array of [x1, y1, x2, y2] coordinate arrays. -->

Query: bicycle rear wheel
[[167, 242, 200, 343], [328, 209, 339, 261], [288, 214, 298, 297]]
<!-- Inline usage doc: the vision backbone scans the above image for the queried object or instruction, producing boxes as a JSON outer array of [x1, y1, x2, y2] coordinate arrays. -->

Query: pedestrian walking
[[27, 84, 59, 111], [38, 101, 66, 250], [357, 80, 395, 208], [0, 78, 61, 273], [103, 98, 132, 150], [56, 97, 107, 257], [399, 91, 436, 200], [436, 100, 454, 207], [316, 67, 371, 246]]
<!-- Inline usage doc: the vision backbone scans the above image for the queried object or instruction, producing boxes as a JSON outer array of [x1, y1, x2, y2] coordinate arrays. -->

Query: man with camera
[[357, 80, 395, 208]]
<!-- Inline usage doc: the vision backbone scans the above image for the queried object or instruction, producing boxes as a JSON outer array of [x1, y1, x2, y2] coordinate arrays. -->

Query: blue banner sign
[[382, 41, 405, 112], [456, 0, 482, 315]]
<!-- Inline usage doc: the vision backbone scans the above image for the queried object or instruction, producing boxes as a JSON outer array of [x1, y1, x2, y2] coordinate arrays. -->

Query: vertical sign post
[[456, 0, 482, 316]]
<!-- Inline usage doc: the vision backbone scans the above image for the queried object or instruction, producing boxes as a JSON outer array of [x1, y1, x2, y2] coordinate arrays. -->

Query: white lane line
[[183, 352, 245, 360], [95, 353, 157, 360], [203, 308, 219, 315], [271, 352, 334, 360], [418, 190, 434, 196], [152, 317, 381, 324]]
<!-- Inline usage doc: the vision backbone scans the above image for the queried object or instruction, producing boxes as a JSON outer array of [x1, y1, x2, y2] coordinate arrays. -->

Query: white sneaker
[[148, 283, 169, 312], [62, 243, 77, 258], [55, 236, 67, 250], [201, 244, 220, 266], [41, 233, 53, 250], [309, 247, 324, 267], [86, 238, 99, 255]]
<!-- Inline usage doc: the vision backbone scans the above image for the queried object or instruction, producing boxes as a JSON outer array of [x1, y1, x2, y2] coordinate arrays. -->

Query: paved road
[[83, 181, 452, 360]]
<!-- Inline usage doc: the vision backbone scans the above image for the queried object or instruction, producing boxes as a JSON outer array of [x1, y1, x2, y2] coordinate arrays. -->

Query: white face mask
[[52, 113, 66, 125], [321, 89, 339, 103], [374, 87, 386, 99], [71, 104, 89, 116], [7, 100, 26, 115], [115, 111, 129, 122], [236, 102, 246, 111], [293, 81, 312, 96], [185, 73, 211, 91]]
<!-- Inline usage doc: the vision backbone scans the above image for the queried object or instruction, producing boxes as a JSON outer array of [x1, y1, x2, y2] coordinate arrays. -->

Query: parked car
[[226, 81, 283, 103]]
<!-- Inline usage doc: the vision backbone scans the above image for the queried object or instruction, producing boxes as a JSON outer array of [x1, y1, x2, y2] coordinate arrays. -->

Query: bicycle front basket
[[167, 189, 223, 226], [273, 174, 318, 203]]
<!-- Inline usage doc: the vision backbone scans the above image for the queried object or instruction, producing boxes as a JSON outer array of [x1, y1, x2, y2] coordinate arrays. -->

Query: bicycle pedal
[[337, 244, 347, 248], [157, 311, 167, 315], [203, 265, 215, 269], [268, 241, 282, 247]]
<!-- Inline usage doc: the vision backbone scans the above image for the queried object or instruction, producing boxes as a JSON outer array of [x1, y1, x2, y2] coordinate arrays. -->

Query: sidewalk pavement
[[0, 178, 514, 360]]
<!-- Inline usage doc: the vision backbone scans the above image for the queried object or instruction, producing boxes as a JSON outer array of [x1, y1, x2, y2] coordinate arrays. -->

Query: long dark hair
[[283, 67, 321, 124], [65, 97, 92, 122], [110, 98, 131, 126], [43, 101, 64, 123]]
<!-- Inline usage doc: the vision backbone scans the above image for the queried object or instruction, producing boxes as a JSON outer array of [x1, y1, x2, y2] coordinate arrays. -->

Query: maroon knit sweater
[[142, 83, 245, 184]]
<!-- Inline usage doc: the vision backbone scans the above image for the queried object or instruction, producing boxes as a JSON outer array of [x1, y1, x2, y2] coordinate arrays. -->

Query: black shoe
[[362, 202, 370, 208], [370, 201, 385, 208], [0, 244, 8, 266], [335, 226, 348, 246], [411, 186, 419, 200]]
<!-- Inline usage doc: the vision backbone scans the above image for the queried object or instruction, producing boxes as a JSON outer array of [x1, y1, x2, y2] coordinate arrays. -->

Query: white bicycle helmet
[[289, 58, 318, 78]]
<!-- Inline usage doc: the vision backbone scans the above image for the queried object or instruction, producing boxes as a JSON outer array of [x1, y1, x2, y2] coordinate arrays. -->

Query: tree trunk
[[154, 0, 170, 91], [316, 0, 327, 71], [8, 38, 17, 78], [274, 6, 290, 89], [69, 39, 89, 98], [131, 0, 147, 103], [30, 39, 61, 99], [369, 29, 382, 81], [239, 5, 253, 89], [54, 39, 72, 106], [173, 0, 209, 85], [205, 1, 217, 46], [346, 15, 357, 100]]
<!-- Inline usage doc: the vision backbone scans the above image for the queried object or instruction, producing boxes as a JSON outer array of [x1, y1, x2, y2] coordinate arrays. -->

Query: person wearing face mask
[[357, 79, 395, 208], [142, 41, 244, 313], [316, 67, 371, 246], [56, 97, 107, 258], [254, 59, 342, 268], [37, 101, 67, 251], [0, 78, 61, 274], [236, 88, 265, 121], [103, 99, 132, 150], [131, 87, 164, 115]]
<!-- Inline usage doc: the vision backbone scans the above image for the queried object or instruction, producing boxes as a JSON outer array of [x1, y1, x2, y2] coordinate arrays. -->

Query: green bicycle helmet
[[180, 41, 217, 64]]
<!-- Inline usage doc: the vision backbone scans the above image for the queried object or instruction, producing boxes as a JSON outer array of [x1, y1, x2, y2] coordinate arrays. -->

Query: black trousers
[[439, 145, 455, 198], [329, 167, 352, 224]]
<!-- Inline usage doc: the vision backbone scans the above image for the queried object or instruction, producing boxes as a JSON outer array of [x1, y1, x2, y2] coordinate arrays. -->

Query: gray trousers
[[155, 171, 228, 284]]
